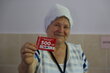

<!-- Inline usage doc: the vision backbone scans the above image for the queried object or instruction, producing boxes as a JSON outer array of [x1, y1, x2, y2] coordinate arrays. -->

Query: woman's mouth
[[54, 34, 64, 37]]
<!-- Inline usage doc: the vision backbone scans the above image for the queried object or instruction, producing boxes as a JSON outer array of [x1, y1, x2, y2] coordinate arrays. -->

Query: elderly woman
[[18, 4, 88, 73]]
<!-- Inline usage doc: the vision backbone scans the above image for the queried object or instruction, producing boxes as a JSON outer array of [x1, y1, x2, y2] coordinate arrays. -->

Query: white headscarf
[[44, 4, 73, 31]]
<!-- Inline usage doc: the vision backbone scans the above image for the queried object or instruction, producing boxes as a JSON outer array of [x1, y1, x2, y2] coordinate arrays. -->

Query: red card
[[36, 36, 56, 51]]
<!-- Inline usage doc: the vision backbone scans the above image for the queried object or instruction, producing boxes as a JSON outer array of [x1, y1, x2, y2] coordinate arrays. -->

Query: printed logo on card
[[36, 36, 56, 51]]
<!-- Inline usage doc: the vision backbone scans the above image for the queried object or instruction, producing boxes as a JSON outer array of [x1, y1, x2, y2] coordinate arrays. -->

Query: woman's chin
[[56, 39, 65, 44]]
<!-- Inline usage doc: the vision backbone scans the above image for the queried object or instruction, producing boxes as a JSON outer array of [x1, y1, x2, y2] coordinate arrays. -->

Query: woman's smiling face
[[46, 16, 70, 44]]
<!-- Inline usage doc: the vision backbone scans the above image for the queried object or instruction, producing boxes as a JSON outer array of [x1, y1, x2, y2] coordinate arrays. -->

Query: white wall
[[0, 0, 110, 34]]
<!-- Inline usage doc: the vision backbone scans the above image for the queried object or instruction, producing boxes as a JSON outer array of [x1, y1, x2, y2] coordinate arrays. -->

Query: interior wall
[[0, 0, 110, 34], [0, 34, 110, 73]]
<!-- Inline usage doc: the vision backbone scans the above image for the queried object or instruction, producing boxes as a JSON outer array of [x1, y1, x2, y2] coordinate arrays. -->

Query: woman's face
[[46, 17, 70, 44]]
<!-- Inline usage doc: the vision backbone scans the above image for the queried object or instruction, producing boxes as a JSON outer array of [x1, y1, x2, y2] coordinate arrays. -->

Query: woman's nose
[[58, 26, 64, 32]]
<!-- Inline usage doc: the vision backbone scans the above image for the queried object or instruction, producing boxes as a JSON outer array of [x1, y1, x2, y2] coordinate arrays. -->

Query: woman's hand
[[21, 42, 37, 65], [18, 42, 38, 73]]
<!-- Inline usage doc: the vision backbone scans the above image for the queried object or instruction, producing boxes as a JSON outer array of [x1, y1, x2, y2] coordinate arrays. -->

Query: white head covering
[[44, 4, 73, 31]]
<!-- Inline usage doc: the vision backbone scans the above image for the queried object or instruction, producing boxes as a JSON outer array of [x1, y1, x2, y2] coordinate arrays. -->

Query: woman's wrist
[[18, 61, 29, 73]]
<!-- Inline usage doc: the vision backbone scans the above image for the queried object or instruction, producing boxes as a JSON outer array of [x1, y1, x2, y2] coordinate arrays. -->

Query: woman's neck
[[52, 42, 67, 64]]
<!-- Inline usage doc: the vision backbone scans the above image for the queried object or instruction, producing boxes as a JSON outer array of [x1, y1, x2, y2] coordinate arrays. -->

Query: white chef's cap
[[44, 4, 73, 31]]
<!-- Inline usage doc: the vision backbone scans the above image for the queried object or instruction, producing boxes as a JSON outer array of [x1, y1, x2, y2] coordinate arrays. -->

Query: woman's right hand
[[18, 42, 38, 73], [20, 42, 37, 65]]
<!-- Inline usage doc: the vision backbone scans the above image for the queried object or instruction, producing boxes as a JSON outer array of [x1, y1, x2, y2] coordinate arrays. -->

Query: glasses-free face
[[46, 16, 70, 44]]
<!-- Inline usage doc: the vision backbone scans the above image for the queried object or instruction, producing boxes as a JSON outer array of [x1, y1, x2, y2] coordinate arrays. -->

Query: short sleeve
[[82, 52, 88, 72], [76, 44, 89, 72]]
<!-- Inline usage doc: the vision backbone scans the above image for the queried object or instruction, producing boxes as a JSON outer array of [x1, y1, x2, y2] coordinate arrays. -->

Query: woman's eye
[[64, 26, 70, 29], [54, 24, 59, 26]]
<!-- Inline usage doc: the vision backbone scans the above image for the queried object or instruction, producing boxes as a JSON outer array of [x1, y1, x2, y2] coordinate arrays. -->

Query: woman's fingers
[[20, 42, 37, 64], [21, 42, 36, 53], [22, 52, 34, 58], [24, 42, 36, 50]]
